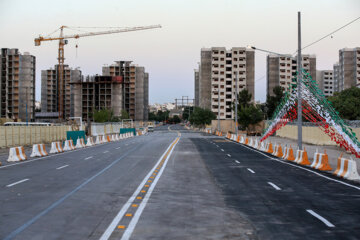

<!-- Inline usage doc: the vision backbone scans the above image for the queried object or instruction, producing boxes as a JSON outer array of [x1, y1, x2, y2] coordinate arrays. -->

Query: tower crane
[[34, 25, 161, 120]]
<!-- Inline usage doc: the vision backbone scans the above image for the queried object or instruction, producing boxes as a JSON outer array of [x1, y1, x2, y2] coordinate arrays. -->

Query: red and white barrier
[[7, 146, 27, 162], [50, 142, 64, 154]]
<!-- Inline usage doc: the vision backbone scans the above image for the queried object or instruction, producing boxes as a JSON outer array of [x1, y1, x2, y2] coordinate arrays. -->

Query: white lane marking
[[235, 160, 240, 164], [56, 165, 69, 170], [99, 137, 179, 240], [247, 168, 255, 173], [229, 141, 360, 191], [215, 145, 219, 147], [6, 178, 29, 187], [227, 154, 231, 157], [103, 151, 109, 153], [115, 147, 121, 149], [221, 149, 224, 152], [84, 156, 93, 160], [267, 182, 281, 190], [306, 210, 335, 227], [121, 138, 179, 240]]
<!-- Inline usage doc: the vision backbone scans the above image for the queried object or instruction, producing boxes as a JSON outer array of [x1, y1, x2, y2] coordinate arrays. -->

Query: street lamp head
[[246, 45, 256, 50]]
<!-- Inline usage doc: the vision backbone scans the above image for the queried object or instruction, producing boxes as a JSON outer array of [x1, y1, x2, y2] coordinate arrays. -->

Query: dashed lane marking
[[84, 156, 93, 160], [116, 147, 121, 149], [56, 165, 69, 170], [103, 151, 109, 153], [6, 178, 29, 187], [306, 210, 335, 228], [227, 154, 231, 157], [99, 137, 180, 240], [267, 182, 281, 190], [235, 160, 240, 164], [221, 149, 224, 152], [247, 168, 255, 174]]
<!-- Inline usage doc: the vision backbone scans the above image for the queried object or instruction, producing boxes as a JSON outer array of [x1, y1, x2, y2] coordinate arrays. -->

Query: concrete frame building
[[316, 70, 334, 97], [266, 54, 316, 96], [0, 48, 35, 121], [333, 63, 340, 92], [72, 75, 122, 121], [41, 65, 82, 120], [335, 47, 360, 91], [102, 61, 148, 121], [198, 47, 255, 120], [194, 68, 199, 106]]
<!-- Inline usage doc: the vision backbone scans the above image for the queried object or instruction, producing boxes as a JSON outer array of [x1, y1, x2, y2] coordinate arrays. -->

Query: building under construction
[[40, 64, 82, 120], [72, 75, 122, 121], [0, 48, 36, 121], [102, 61, 149, 121]]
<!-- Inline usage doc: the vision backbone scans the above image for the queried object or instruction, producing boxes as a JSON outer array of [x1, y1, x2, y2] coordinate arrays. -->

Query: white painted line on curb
[[306, 210, 335, 228], [84, 156, 93, 160], [103, 151, 109, 153], [221, 149, 224, 152], [227, 154, 231, 157], [235, 160, 240, 164], [56, 165, 69, 170], [267, 182, 281, 190], [247, 168, 255, 173], [6, 178, 29, 187]]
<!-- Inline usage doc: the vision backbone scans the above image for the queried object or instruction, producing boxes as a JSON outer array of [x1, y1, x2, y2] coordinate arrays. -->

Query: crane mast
[[35, 25, 161, 121]]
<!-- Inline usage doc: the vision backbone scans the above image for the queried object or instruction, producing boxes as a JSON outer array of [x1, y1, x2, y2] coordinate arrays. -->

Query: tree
[[169, 115, 181, 124], [120, 110, 130, 120], [328, 87, 360, 120], [265, 86, 284, 119], [182, 106, 194, 121], [93, 108, 113, 123], [238, 105, 263, 130], [189, 107, 216, 127], [238, 89, 252, 108]]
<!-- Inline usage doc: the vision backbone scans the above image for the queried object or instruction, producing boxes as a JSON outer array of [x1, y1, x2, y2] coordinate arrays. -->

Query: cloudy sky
[[0, 0, 359, 104]]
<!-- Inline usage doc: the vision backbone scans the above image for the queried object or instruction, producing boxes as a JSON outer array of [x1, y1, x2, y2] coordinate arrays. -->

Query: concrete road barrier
[[30, 144, 48, 157], [333, 156, 360, 180], [294, 148, 310, 165], [63, 140, 75, 151], [95, 136, 102, 145], [283, 146, 295, 161], [50, 142, 64, 154], [86, 137, 94, 147], [7, 146, 27, 162], [75, 138, 84, 149], [311, 150, 332, 171], [266, 142, 273, 154]]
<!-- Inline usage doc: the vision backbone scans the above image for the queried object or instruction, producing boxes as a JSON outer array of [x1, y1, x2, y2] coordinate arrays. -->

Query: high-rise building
[[335, 47, 360, 91], [72, 75, 123, 121], [194, 68, 199, 106], [102, 61, 148, 121], [266, 54, 316, 96], [333, 63, 340, 92], [0, 48, 35, 121], [41, 65, 82, 120], [316, 70, 334, 97], [198, 47, 255, 120]]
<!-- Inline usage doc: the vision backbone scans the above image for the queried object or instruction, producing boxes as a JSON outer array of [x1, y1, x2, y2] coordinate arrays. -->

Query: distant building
[[0, 48, 36, 121], [198, 47, 255, 120], [334, 47, 360, 91], [41, 64, 82, 120], [333, 62, 340, 92], [316, 70, 334, 96], [267, 54, 316, 96], [71, 75, 123, 121], [149, 102, 176, 113], [194, 68, 199, 106], [102, 61, 148, 121]]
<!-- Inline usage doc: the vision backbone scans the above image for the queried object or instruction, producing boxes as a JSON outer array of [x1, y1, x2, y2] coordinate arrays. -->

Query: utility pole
[[217, 85, 220, 132], [235, 71, 238, 135], [297, 11, 303, 150]]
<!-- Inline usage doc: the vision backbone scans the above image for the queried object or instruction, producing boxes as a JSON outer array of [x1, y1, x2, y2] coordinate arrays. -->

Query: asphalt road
[[1, 125, 360, 239]]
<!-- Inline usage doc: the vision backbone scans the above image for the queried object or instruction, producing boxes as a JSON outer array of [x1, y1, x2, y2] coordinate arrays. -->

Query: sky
[[0, 0, 359, 104]]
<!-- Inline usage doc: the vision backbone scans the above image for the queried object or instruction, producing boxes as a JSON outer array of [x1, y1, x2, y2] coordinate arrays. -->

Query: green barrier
[[120, 128, 136, 135], [67, 130, 86, 144]]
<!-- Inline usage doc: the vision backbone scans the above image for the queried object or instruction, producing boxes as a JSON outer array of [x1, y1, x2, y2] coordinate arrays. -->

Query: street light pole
[[235, 71, 238, 135], [25, 87, 28, 126], [217, 87, 220, 132], [297, 11, 303, 150]]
